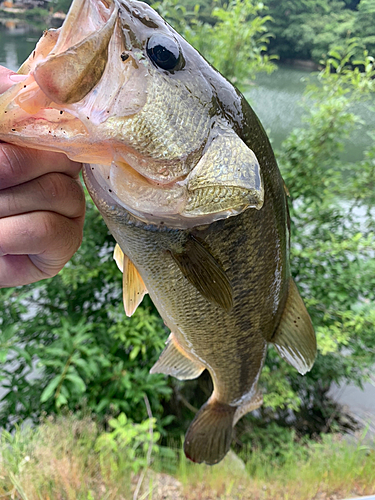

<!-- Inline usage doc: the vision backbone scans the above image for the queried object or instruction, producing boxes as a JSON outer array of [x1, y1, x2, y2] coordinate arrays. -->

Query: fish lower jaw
[[86, 158, 259, 230], [87, 162, 189, 228]]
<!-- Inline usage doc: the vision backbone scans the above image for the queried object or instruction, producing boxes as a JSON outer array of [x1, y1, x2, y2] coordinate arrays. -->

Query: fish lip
[[83, 163, 122, 210], [83, 162, 160, 223], [57, 0, 116, 45], [83, 162, 168, 228], [83, 162, 203, 230]]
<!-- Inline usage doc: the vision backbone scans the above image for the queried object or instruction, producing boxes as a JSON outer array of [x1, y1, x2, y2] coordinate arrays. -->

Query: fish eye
[[146, 34, 183, 71]]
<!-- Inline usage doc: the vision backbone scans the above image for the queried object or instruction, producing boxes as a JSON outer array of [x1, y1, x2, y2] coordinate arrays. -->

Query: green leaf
[[65, 374, 86, 393], [40, 377, 60, 403]]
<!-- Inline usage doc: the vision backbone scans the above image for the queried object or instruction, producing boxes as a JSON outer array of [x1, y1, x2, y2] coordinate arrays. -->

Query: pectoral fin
[[150, 333, 205, 380], [171, 235, 233, 312], [181, 126, 264, 220], [271, 278, 316, 375], [113, 244, 147, 317]]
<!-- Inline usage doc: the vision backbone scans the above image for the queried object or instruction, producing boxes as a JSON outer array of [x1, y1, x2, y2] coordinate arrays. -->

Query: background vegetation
[[148, 0, 375, 65], [1, 0, 375, 496], [49, 0, 375, 65]]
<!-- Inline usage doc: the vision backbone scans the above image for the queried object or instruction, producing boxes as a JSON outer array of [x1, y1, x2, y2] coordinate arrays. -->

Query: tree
[[152, 0, 277, 87], [354, 0, 375, 55]]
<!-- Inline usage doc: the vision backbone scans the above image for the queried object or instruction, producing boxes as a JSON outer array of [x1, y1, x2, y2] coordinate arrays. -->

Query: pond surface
[[0, 20, 42, 72], [245, 67, 375, 163]]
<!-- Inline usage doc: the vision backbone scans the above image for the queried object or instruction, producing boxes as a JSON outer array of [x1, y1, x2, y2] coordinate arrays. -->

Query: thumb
[[0, 65, 27, 94]]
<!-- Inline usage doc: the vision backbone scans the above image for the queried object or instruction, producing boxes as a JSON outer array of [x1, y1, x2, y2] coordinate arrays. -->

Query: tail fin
[[184, 399, 236, 465]]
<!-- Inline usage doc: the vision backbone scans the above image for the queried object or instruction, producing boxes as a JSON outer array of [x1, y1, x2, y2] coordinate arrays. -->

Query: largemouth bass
[[0, 0, 316, 464]]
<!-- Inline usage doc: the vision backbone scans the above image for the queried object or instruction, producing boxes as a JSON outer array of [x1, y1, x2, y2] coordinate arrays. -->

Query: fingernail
[[9, 74, 27, 82]]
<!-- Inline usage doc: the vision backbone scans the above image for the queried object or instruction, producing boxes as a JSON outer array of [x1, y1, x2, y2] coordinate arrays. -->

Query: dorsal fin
[[271, 278, 316, 375], [113, 244, 147, 317], [150, 333, 205, 380], [171, 235, 233, 312]]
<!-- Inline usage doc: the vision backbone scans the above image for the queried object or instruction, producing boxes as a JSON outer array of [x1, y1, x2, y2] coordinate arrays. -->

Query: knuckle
[[0, 146, 23, 181], [66, 177, 86, 211], [6, 189, 19, 215], [41, 212, 82, 258], [38, 173, 65, 202], [38, 174, 85, 216], [70, 178, 85, 205], [33, 211, 56, 241]]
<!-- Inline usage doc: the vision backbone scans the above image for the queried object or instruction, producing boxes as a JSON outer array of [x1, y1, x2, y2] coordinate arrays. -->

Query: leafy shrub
[[153, 0, 277, 87], [0, 197, 172, 430]]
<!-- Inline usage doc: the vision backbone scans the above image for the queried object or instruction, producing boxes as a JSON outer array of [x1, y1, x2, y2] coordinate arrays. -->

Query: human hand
[[0, 66, 85, 288]]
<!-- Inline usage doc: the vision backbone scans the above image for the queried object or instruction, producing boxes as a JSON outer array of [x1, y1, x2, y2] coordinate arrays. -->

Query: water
[[0, 19, 43, 72], [1, 20, 374, 432], [245, 67, 375, 163], [244, 67, 310, 151]]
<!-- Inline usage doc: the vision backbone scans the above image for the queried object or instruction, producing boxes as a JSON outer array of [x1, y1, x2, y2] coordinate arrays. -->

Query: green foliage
[[268, 45, 375, 431], [0, 196, 172, 430], [266, 0, 356, 62], [51, 0, 73, 12], [208, 0, 277, 84], [95, 411, 160, 474], [23, 8, 50, 21], [243, 423, 310, 473], [174, 431, 375, 499], [353, 0, 375, 56], [0, 416, 374, 500], [0, 415, 161, 499], [153, 0, 277, 87]]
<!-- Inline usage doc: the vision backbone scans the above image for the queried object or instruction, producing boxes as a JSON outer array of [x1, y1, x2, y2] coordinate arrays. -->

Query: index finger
[[0, 144, 82, 189]]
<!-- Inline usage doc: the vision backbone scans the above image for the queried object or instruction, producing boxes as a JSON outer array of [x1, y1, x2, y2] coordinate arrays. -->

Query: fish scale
[[120, 73, 212, 161]]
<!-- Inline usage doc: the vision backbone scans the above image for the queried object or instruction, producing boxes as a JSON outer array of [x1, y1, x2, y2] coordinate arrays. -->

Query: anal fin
[[113, 243, 147, 317], [271, 278, 316, 375], [171, 235, 233, 312], [184, 398, 236, 465], [150, 333, 205, 380]]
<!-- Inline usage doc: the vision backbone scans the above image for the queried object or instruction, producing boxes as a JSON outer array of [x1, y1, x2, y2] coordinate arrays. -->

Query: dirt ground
[[136, 471, 368, 500]]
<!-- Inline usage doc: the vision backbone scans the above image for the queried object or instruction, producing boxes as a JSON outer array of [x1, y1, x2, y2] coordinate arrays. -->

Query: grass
[[0, 416, 134, 500], [0, 415, 374, 500]]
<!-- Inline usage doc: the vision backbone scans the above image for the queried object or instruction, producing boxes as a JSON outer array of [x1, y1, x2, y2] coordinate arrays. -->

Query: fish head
[[0, 0, 264, 228]]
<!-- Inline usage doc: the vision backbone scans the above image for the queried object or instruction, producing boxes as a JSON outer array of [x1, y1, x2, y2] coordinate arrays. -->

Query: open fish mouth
[[0, 0, 135, 161]]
